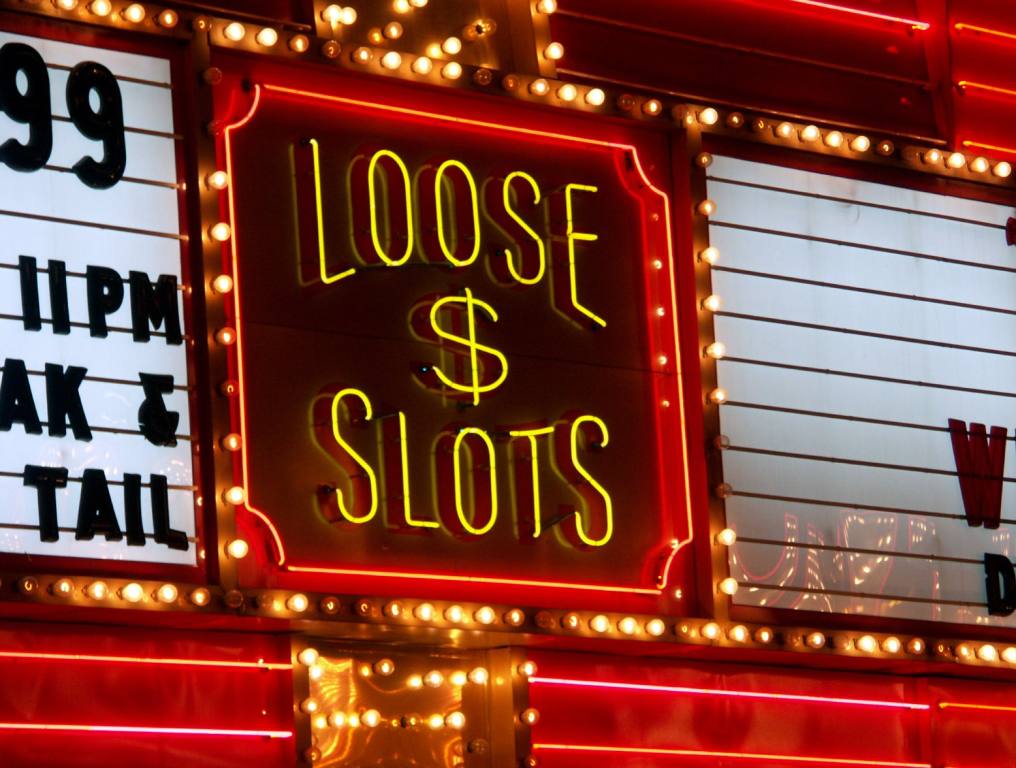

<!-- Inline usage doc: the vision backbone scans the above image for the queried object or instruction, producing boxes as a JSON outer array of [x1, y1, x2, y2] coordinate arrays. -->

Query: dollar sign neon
[[429, 288, 508, 405]]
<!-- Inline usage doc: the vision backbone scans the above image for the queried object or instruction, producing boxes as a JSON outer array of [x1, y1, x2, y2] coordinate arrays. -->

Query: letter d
[[985, 553, 1016, 616]]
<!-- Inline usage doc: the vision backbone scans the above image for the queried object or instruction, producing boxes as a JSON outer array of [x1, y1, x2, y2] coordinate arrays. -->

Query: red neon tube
[[961, 139, 1016, 158], [0, 723, 292, 738], [0, 650, 291, 671], [532, 744, 931, 767], [529, 676, 929, 711], [785, 0, 929, 30], [956, 80, 1016, 100]]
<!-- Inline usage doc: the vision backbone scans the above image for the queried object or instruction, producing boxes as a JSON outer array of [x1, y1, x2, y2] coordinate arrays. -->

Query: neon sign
[[218, 73, 691, 605]]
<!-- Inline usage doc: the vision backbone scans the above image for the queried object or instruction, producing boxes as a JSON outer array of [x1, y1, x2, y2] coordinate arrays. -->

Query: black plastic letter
[[129, 271, 182, 345], [24, 464, 68, 543], [0, 358, 41, 434], [151, 474, 188, 550], [86, 265, 124, 338], [45, 363, 91, 441], [75, 468, 123, 541], [137, 373, 179, 447], [48, 260, 70, 335], [985, 552, 1016, 616], [18, 255, 41, 331], [123, 473, 146, 546]]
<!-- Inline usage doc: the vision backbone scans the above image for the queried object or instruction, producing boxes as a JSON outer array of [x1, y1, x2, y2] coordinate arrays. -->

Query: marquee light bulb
[[414, 602, 435, 621], [468, 667, 489, 684], [474, 606, 496, 624], [956, 642, 973, 659], [718, 577, 739, 595], [321, 4, 342, 23], [298, 647, 319, 666], [701, 622, 720, 640], [441, 62, 463, 80], [221, 433, 242, 452], [877, 140, 895, 156], [994, 161, 1012, 178], [156, 584, 178, 604], [702, 294, 721, 312], [442, 36, 463, 54], [445, 604, 465, 623], [206, 170, 229, 190], [970, 156, 990, 173], [536, 0, 557, 12], [726, 112, 744, 127], [289, 34, 310, 53], [89, 0, 111, 16], [328, 712, 346, 728], [755, 627, 774, 643], [806, 631, 826, 649], [384, 21, 404, 39], [557, 83, 578, 102], [697, 199, 716, 216], [424, 670, 444, 687], [383, 601, 403, 618], [517, 660, 538, 677], [520, 708, 540, 726], [190, 588, 210, 606], [210, 222, 231, 242], [121, 582, 145, 603], [211, 274, 234, 294], [381, 51, 402, 70], [775, 121, 794, 139], [849, 135, 870, 152], [505, 608, 525, 626], [55, 0, 78, 9], [824, 130, 844, 148], [445, 712, 466, 729], [906, 638, 925, 655], [348, 713, 360, 728], [856, 635, 878, 653], [226, 538, 249, 559], [256, 27, 279, 46], [585, 88, 605, 106], [529, 78, 550, 95], [700, 246, 719, 265], [646, 619, 666, 637], [1003, 647, 1016, 664], [394, 0, 411, 11], [698, 107, 719, 125], [215, 327, 236, 345], [300, 698, 319, 714], [427, 713, 445, 729], [642, 99, 662, 116], [657, 354, 668, 367], [922, 148, 941, 164], [450, 670, 468, 686], [407, 674, 423, 689], [947, 151, 966, 169], [655, 306, 666, 318], [287, 593, 309, 612], [157, 9, 178, 27], [729, 625, 749, 643], [544, 42, 564, 60], [708, 388, 727, 405], [339, 6, 357, 24], [224, 22, 246, 42], [223, 485, 245, 505], [121, 3, 145, 23], [705, 341, 726, 359], [412, 56, 433, 74], [715, 528, 737, 546], [361, 709, 381, 728], [353, 47, 372, 64], [618, 617, 638, 635], [882, 636, 902, 654], [374, 658, 395, 675], [311, 714, 327, 729], [800, 124, 820, 142], [411, 0, 428, 6], [52, 578, 75, 596], [590, 614, 610, 633], [978, 644, 999, 662], [86, 581, 109, 600]]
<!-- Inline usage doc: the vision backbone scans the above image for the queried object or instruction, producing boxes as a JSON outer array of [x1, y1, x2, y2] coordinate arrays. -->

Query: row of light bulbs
[[17, 575, 211, 607]]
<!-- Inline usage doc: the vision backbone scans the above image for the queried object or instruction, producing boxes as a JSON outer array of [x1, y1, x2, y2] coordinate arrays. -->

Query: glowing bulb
[[415, 602, 435, 621], [441, 62, 462, 79], [824, 130, 844, 148], [475, 606, 496, 624], [775, 122, 794, 138], [215, 327, 236, 346], [806, 632, 826, 649], [210, 222, 231, 242], [121, 3, 145, 23], [590, 614, 610, 633], [708, 388, 727, 405], [442, 36, 462, 54], [850, 135, 870, 152], [698, 107, 719, 125], [374, 658, 395, 675], [394, 0, 411, 11], [190, 588, 210, 606], [444, 605, 464, 623], [882, 636, 902, 654], [700, 246, 719, 265], [55, 0, 78, 9], [755, 627, 773, 643], [339, 6, 357, 24], [411, 0, 428, 6], [800, 124, 820, 142], [212, 274, 234, 294], [520, 708, 540, 725], [407, 674, 423, 689], [947, 151, 966, 169], [424, 670, 444, 687], [729, 625, 749, 643], [226, 538, 249, 559], [956, 642, 973, 659], [529, 78, 549, 95], [518, 660, 538, 677], [328, 712, 346, 728], [89, 0, 111, 16], [53, 578, 75, 596], [361, 709, 381, 728], [157, 9, 178, 27], [289, 35, 309, 52], [384, 22, 404, 39], [505, 608, 525, 626], [468, 667, 489, 684], [705, 341, 726, 359], [994, 161, 1012, 178], [307, 665, 322, 681], [311, 714, 327, 729], [286, 593, 308, 612], [383, 601, 403, 618], [87, 581, 109, 600], [584, 88, 605, 106], [206, 170, 229, 190], [348, 714, 360, 728], [877, 140, 894, 156], [557, 83, 577, 102], [978, 644, 998, 662], [121, 582, 145, 603], [715, 528, 736, 546], [300, 698, 319, 714], [651, 259, 663, 270], [642, 99, 662, 116], [646, 619, 666, 636], [412, 56, 433, 74], [1003, 647, 1016, 664], [223, 485, 245, 505], [702, 294, 721, 312], [655, 306, 666, 318], [971, 156, 990, 173], [697, 199, 716, 216], [906, 638, 925, 655], [321, 4, 342, 23], [156, 584, 178, 604], [224, 22, 246, 42], [719, 577, 739, 595], [381, 52, 402, 69], [856, 635, 877, 653], [298, 648, 319, 666], [445, 712, 465, 729], [449, 670, 467, 686], [657, 354, 668, 367], [618, 617, 638, 635], [701, 622, 720, 640], [536, 0, 557, 12], [353, 47, 372, 64], [222, 433, 241, 451], [256, 27, 279, 46], [544, 42, 564, 60]]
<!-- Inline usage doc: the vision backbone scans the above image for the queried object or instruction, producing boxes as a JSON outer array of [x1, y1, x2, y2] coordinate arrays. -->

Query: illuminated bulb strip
[[0, 723, 292, 738], [0, 651, 291, 670], [785, 0, 929, 30], [528, 677, 929, 710], [532, 744, 931, 767]]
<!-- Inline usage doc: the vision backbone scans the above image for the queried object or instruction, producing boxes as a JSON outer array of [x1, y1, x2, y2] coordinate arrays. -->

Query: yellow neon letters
[[368, 149, 414, 266], [330, 388, 378, 524], [429, 288, 509, 406], [569, 415, 613, 547], [435, 159, 481, 267], [509, 426, 554, 538], [565, 183, 606, 328], [310, 138, 356, 284], [502, 171, 546, 285], [453, 427, 498, 535], [396, 411, 439, 528]]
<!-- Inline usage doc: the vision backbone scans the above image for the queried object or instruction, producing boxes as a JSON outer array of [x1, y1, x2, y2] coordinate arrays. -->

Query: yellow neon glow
[[367, 149, 414, 265], [309, 138, 356, 284], [570, 415, 613, 547], [396, 411, 438, 528], [509, 427, 554, 538], [435, 159, 481, 266], [429, 288, 509, 405], [453, 427, 498, 535], [565, 183, 606, 328], [329, 388, 378, 524], [502, 171, 546, 285]]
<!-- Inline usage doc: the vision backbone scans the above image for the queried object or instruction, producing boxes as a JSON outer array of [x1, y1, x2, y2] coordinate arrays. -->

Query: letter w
[[949, 419, 1007, 529]]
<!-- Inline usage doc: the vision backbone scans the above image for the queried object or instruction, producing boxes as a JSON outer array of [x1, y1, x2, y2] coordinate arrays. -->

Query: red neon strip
[[956, 80, 1016, 100], [955, 22, 1016, 44], [0, 650, 291, 671], [786, 0, 929, 30], [529, 676, 930, 711], [0, 723, 292, 738], [532, 744, 931, 767], [939, 702, 1016, 714], [961, 139, 1016, 157], [222, 83, 696, 595]]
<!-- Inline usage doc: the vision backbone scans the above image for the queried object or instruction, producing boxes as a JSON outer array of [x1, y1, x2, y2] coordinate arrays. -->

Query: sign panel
[[219, 73, 690, 604], [708, 154, 1016, 626], [0, 28, 197, 566]]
